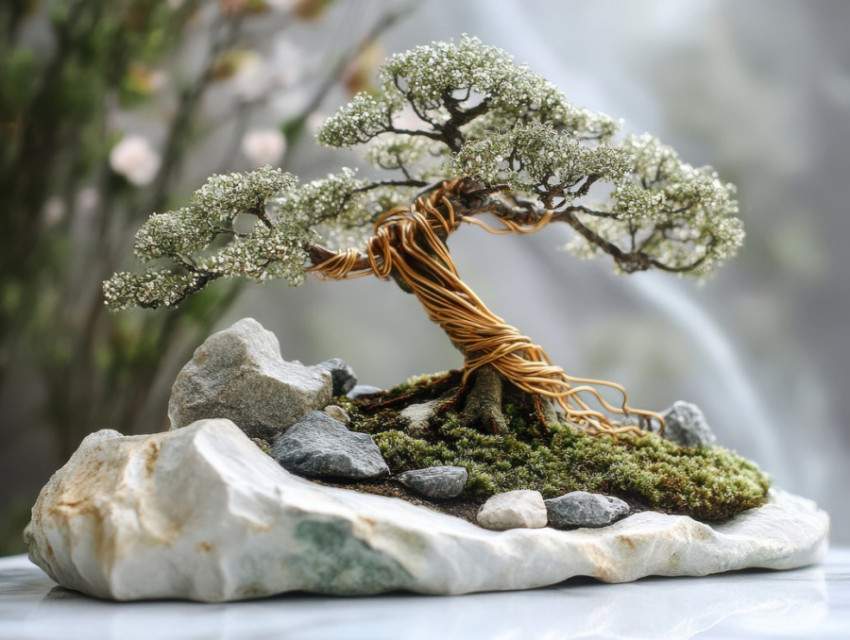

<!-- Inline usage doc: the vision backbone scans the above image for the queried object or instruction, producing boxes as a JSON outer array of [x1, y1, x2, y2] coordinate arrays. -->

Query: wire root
[[309, 179, 665, 438]]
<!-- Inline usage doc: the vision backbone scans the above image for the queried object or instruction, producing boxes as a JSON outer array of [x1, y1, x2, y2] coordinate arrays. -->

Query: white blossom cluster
[[131, 165, 295, 263], [104, 166, 315, 310], [103, 269, 202, 310], [132, 206, 216, 262], [195, 224, 309, 285], [269, 167, 369, 230], [608, 182, 666, 221], [565, 134, 744, 275], [452, 122, 630, 201], [190, 165, 295, 225], [106, 39, 746, 311], [375, 35, 618, 139], [317, 92, 401, 149], [318, 35, 620, 159], [364, 134, 450, 182]]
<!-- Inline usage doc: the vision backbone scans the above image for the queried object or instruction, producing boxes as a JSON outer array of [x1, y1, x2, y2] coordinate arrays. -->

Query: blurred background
[[2, 0, 847, 554]]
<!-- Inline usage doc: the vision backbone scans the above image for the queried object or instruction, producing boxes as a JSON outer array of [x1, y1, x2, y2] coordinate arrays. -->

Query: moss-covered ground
[[341, 371, 771, 522]]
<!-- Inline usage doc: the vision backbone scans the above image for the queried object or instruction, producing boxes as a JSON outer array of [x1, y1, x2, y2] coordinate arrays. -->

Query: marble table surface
[[1, 549, 848, 640]]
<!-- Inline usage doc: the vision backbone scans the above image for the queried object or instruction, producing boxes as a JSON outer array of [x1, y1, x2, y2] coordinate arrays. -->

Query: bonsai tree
[[104, 36, 744, 438]]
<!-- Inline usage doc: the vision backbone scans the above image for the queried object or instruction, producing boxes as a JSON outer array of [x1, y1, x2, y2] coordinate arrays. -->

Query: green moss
[[346, 399, 770, 522], [381, 370, 458, 401], [386, 372, 437, 397]]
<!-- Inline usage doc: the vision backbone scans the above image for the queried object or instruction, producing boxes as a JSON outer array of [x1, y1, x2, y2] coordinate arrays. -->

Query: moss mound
[[343, 373, 771, 522]]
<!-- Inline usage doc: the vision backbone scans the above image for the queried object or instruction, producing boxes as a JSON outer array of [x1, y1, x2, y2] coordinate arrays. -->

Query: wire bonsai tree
[[104, 36, 744, 439]]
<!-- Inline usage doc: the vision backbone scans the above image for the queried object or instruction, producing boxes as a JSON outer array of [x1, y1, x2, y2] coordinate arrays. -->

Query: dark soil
[[312, 477, 486, 524]]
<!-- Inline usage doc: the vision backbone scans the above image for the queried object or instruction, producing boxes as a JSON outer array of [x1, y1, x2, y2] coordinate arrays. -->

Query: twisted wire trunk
[[310, 180, 661, 437]]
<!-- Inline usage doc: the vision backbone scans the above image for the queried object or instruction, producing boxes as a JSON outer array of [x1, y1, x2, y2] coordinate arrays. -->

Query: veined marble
[[25, 419, 828, 602]]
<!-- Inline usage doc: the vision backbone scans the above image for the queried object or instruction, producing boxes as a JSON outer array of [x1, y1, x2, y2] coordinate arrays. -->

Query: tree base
[[344, 370, 771, 522], [352, 366, 554, 439]]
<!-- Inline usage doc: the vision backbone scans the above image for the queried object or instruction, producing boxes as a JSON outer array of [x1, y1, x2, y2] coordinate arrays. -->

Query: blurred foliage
[[0, 498, 34, 557], [0, 0, 408, 555]]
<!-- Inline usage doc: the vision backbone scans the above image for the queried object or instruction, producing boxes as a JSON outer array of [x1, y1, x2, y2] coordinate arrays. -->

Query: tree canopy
[[104, 35, 743, 312]]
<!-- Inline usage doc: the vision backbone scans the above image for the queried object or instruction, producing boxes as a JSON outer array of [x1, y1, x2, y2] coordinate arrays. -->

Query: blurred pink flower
[[74, 187, 100, 223], [109, 136, 161, 186], [306, 112, 327, 134], [266, 0, 299, 10], [231, 52, 268, 101], [42, 196, 66, 228], [268, 38, 304, 88], [240, 129, 286, 167]]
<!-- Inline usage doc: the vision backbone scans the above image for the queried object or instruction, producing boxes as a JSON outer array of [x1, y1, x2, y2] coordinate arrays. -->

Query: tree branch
[[555, 209, 650, 273], [649, 237, 717, 273]]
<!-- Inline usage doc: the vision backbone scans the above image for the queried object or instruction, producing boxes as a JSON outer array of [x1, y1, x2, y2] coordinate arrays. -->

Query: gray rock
[[661, 401, 717, 448], [346, 384, 383, 399], [397, 466, 468, 500], [26, 420, 829, 602], [315, 358, 357, 396], [399, 400, 440, 437], [477, 490, 548, 531], [168, 318, 332, 441], [545, 491, 630, 529], [272, 411, 389, 480]]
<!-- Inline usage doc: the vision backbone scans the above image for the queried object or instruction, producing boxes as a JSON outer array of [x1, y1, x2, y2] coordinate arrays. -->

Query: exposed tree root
[[459, 364, 508, 434]]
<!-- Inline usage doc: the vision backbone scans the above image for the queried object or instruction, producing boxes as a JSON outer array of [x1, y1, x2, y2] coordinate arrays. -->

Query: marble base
[[25, 420, 829, 602], [1, 550, 849, 639]]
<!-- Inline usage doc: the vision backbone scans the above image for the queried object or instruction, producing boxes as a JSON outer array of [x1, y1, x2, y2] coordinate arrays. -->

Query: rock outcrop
[[168, 318, 332, 440]]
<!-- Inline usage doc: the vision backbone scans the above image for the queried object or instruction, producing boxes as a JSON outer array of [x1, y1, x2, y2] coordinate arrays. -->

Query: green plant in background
[[0, 0, 407, 555], [106, 36, 744, 440]]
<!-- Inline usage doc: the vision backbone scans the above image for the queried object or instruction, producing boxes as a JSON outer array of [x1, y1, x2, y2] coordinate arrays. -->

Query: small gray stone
[[661, 401, 717, 448], [324, 404, 351, 425], [272, 411, 389, 480], [315, 358, 357, 396], [477, 490, 548, 531], [397, 466, 468, 500], [545, 491, 630, 529], [400, 400, 440, 437], [346, 384, 383, 399], [168, 318, 332, 441]]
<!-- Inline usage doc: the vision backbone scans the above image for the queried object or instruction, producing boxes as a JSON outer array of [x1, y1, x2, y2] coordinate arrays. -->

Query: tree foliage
[[106, 35, 744, 309]]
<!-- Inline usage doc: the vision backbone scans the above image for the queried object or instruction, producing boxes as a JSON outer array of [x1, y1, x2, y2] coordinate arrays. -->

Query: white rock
[[400, 400, 440, 437], [476, 490, 548, 531], [27, 422, 829, 602], [168, 318, 332, 440], [323, 405, 350, 425]]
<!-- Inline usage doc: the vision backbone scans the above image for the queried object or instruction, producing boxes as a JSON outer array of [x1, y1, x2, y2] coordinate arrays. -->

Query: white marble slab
[[25, 421, 829, 601], [1, 549, 848, 639]]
